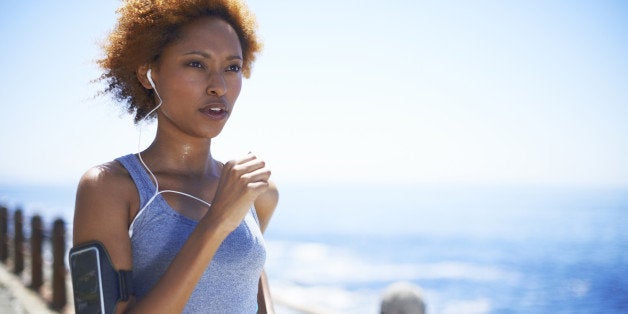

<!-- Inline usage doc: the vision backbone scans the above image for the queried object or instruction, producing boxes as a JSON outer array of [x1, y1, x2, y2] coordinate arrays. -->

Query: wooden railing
[[0, 204, 67, 311], [0, 204, 426, 314]]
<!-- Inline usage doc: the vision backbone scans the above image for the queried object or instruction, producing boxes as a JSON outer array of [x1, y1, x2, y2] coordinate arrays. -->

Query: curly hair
[[98, 0, 262, 123]]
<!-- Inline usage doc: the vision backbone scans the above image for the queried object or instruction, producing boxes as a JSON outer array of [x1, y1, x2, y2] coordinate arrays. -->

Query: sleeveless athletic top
[[116, 154, 266, 313]]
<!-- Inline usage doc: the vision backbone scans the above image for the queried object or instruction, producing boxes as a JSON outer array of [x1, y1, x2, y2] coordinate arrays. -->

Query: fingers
[[226, 153, 268, 176], [241, 163, 271, 181], [246, 181, 270, 195], [222, 153, 271, 190], [230, 152, 260, 166]]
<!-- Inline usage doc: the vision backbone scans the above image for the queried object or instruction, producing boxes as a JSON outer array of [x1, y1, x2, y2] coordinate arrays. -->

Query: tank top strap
[[115, 154, 156, 208], [249, 205, 261, 227]]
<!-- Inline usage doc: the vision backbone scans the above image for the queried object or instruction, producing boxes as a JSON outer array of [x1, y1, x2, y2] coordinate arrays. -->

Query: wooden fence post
[[30, 215, 44, 291], [13, 209, 24, 275], [51, 218, 67, 310], [380, 282, 426, 314], [0, 206, 7, 263]]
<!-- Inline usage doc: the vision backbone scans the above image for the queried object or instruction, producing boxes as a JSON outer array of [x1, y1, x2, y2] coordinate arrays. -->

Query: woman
[[72, 0, 278, 313]]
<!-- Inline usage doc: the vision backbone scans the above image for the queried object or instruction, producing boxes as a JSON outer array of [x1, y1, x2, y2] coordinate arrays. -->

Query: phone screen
[[70, 246, 105, 314]]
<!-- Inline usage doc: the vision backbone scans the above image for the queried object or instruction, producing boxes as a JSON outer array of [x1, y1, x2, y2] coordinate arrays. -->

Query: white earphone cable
[[129, 68, 213, 237]]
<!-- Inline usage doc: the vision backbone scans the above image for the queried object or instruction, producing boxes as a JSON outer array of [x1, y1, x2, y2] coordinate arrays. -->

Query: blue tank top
[[116, 154, 266, 313]]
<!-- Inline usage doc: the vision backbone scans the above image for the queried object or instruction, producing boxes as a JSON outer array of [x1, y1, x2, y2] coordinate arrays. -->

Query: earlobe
[[137, 64, 153, 90]]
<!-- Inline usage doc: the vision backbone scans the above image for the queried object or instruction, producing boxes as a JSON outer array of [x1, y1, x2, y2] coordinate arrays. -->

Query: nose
[[206, 72, 227, 96]]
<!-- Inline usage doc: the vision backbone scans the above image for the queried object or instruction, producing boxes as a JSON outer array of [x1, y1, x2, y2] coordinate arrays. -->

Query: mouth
[[199, 104, 229, 120]]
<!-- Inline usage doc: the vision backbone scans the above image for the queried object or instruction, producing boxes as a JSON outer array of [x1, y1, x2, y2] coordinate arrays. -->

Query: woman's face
[[147, 17, 243, 139]]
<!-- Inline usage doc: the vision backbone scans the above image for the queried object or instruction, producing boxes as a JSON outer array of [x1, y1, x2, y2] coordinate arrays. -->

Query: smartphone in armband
[[69, 241, 133, 314], [69, 245, 106, 313]]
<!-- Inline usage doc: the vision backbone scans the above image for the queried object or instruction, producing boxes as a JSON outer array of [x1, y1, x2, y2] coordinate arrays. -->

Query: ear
[[137, 64, 153, 90]]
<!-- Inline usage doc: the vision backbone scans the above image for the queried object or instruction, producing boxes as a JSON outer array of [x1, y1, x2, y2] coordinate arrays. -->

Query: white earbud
[[147, 68, 156, 89], [144, 67, 162, 118]]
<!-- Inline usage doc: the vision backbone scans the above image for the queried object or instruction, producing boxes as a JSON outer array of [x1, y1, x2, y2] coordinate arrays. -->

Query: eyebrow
[[184, 50, 243, 61]]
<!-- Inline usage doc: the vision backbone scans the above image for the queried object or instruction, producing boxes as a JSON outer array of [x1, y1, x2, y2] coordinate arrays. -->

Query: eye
[[188, 61, 204, 69], [227, 64, 242, 72]]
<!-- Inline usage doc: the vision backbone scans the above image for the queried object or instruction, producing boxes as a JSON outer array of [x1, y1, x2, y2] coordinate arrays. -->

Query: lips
[[199, 103, 229, 120]]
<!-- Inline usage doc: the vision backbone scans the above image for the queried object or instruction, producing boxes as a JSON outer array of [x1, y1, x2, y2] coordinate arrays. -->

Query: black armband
[[69, 241, 134, 314]]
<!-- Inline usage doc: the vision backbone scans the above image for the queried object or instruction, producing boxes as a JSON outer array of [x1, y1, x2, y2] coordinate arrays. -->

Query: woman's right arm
[[73, 162, 137, 313]]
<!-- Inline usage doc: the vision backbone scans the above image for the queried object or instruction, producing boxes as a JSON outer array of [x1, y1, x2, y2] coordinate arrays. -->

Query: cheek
[[160, 73, 201, 98], [228, 77, 243, 101]]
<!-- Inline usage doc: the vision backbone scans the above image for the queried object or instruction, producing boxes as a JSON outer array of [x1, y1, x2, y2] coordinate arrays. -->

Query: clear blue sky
[[0, 0, 627, 187]]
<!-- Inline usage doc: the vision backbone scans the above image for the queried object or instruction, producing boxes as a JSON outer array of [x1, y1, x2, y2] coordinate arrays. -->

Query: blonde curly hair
[[98, 0, 262, 122]]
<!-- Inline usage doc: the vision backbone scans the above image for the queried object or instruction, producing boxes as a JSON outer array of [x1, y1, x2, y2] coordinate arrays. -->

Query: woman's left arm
[[255, 180, 279, 314], [254, 180, 279, 233]]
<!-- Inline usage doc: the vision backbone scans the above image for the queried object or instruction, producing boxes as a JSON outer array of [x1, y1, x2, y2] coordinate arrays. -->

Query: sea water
[[1, 183, 627, 313]]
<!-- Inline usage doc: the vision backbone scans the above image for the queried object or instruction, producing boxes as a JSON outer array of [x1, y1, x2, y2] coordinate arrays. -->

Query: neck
[[141, 126, 218, 178]]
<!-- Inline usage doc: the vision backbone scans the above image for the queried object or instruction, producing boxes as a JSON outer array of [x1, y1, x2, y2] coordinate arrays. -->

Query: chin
[[204, 126, 227, 139]]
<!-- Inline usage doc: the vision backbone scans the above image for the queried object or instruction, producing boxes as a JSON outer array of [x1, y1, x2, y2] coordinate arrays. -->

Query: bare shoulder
[[78, 160, 131, 188], [73, 160, 136, 268], [75, 160, 135, 216], [254, 180, 279, 233]]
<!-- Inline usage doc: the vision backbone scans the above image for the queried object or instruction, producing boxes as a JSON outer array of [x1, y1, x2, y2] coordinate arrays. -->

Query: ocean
[[1, 183, 627, 313]]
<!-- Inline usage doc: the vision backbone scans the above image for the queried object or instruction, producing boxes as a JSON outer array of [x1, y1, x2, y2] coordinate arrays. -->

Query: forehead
[[166, 16, 242, 56]]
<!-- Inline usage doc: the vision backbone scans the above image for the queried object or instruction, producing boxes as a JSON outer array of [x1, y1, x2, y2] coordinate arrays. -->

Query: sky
[[0, 0, 627, 187]]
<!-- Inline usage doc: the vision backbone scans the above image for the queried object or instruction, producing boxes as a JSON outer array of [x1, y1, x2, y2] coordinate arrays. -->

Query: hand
[[207, 153, 271, 232]]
